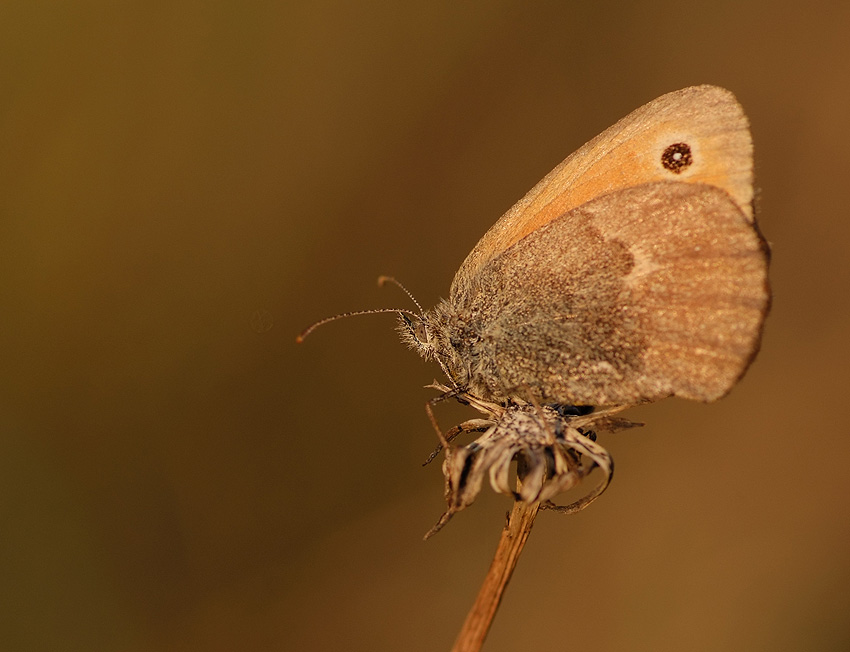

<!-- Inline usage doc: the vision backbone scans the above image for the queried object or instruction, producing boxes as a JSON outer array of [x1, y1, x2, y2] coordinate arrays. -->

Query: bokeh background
[[2, 2, 848, 651]]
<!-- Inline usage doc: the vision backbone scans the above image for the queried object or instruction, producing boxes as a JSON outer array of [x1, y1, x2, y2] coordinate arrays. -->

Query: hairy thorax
[[417, 300, 515, 403]]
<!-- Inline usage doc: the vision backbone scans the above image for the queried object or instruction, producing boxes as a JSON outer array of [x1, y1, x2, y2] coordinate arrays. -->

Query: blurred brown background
[[2, 2, 848, 651]]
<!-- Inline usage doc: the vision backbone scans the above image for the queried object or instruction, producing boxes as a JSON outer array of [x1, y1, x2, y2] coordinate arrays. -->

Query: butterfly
[[397, 85, 770, 409], [299, 86, 770, 529]]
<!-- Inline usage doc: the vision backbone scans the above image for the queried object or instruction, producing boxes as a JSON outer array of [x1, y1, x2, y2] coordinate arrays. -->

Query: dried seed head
[[424, 399, 633, 538]]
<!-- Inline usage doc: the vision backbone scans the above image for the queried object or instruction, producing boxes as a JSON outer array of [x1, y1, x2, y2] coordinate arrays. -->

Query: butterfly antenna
[[377, 276, 424, 314], [296, 308, 418, 343]]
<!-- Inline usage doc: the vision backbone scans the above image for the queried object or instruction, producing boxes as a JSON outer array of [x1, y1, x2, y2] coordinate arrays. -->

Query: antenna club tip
[[295, 334, 305, 344], [377, 275, 390, 287]]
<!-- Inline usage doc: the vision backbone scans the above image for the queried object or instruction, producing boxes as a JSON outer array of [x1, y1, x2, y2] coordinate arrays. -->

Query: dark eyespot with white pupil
[[661, 142, 693, 174]]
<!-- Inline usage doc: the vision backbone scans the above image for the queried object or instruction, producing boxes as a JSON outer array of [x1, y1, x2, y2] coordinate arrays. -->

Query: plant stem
[[450, 499, 539, 652]]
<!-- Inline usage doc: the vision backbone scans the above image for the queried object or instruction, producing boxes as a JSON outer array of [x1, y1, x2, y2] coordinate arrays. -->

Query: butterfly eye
[[400, 313, 429, 345], [661, 142, 693, 174], [414, 321, 429, 344]]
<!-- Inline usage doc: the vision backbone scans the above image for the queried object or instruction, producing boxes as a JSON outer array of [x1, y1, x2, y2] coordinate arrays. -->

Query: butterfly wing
[[451, 85, 753, 301], [455, 181, 769, 406]]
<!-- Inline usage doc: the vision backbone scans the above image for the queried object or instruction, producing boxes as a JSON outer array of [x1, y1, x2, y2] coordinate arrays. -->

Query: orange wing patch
[[452, 85, 753, 295]]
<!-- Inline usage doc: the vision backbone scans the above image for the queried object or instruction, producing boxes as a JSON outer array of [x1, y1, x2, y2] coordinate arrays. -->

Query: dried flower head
[[424, 383, 640, 538]]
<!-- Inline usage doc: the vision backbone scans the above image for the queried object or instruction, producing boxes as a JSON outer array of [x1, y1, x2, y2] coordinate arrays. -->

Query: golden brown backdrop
[[2, 2, 848, 651]]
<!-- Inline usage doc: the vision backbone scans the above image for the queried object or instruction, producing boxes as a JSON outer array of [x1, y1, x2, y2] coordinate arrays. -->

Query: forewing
[[452, 85, 753, 300]]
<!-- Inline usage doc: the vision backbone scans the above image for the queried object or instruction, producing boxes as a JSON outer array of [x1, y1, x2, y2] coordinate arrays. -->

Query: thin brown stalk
[[450, 499, 539, 652]]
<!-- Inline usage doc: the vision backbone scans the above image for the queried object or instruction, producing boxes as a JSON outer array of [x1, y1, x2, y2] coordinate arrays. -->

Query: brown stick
[[450, 499, 539, 652]]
